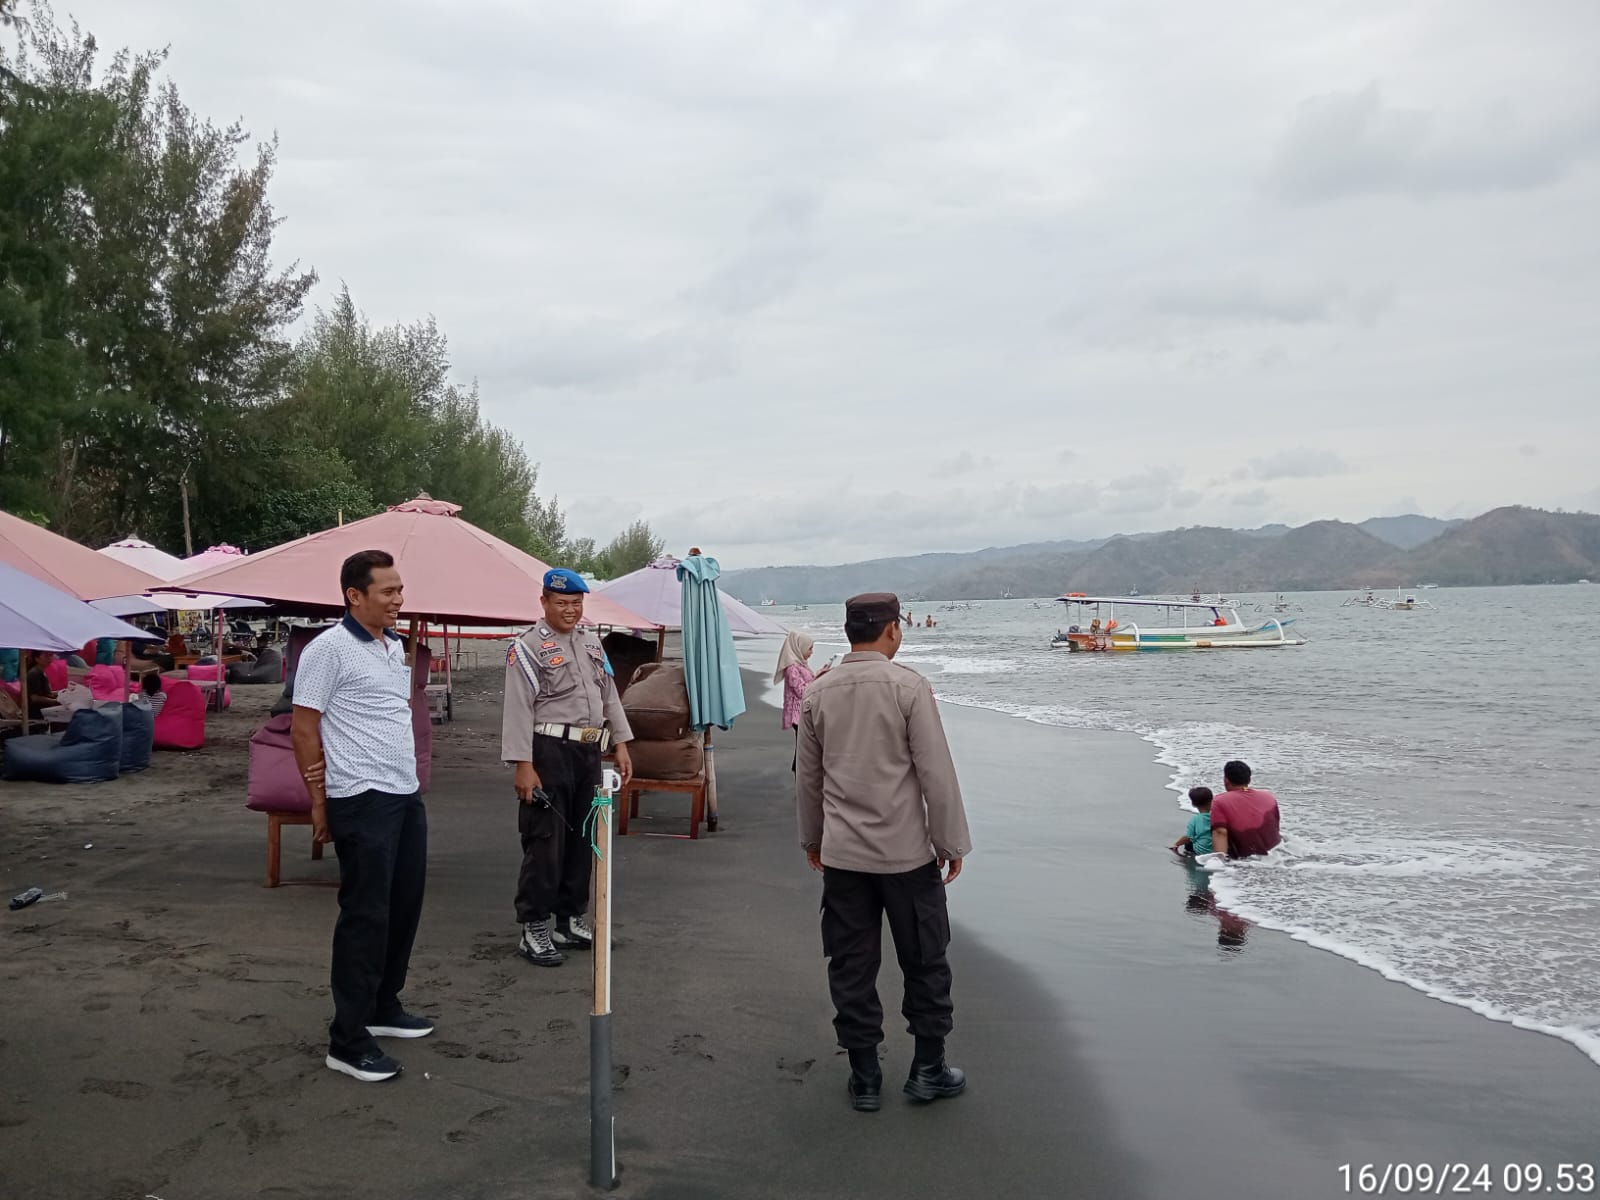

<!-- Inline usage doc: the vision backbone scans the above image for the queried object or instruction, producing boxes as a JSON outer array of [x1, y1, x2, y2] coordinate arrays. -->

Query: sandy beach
[[3, 668, 1598, 1199]]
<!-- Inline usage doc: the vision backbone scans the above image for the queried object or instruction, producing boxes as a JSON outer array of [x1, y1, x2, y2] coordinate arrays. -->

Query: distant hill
[[720, 507, 1600, 602], [1358, 514, 1466, 550], [1389, 507, 1600, 586]]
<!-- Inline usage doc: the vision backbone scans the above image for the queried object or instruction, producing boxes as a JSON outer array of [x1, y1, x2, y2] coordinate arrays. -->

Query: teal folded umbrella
[[677, 552, 746, 732]]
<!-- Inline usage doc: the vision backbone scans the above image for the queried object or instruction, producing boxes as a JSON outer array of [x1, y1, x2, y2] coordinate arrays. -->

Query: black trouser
[[820, 861, 954, 1050], [515, 736, 601, 924], [326, 789, 427, 1059]]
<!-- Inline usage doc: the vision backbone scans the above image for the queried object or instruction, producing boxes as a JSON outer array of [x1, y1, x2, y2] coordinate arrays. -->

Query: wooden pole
[[19, 649, 32, 735], [590, 769, 618, 1189], [704, 728, 719, 833]]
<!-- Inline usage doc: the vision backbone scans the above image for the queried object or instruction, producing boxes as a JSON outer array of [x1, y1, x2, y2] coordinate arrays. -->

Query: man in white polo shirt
[[292, 549, 432, 1083]]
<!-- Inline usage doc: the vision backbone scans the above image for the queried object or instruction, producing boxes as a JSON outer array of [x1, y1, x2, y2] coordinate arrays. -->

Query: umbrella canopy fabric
[[180, 495, 657, 629], [595, 557, 786, 636], [677, 553, 746, 731], [92, 591, 260, 617], [99, 537, 188, 581], [173, 543, 246, 583], [0, 508, 165, 601], [95, 537, 258, 615], [0, 561, 157, 652]]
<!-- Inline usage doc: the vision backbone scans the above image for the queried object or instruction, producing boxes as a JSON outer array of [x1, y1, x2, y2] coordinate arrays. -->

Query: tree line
[[0, 8, 662, 578]]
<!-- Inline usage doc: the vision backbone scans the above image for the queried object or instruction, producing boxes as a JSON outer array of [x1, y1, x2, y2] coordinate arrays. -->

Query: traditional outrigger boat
[[1342, 586, 1434, 611], [1049, 595, 1305, 651]]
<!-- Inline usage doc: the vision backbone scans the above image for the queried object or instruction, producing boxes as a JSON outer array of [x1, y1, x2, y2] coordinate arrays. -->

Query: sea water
[[757, 586, 1600, 1067]]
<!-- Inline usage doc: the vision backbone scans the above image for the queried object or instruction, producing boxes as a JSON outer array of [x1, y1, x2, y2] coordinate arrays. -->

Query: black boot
[[904, 1037, 966, 1103], [846, 1047, 882, 1113]]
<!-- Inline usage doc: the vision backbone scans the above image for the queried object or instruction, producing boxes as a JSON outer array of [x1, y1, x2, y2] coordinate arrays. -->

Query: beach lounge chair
[[119, 701, 155, 773], [85, 664, 127, 701], [184, 663, 232, 708], [227, 648, 283, 686], [1, 707, 123, 783], [245, 712, 323, 887], [152, 682, 205, 751]]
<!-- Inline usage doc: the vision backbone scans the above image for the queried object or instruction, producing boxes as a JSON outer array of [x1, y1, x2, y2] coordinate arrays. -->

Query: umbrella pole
[[704, 728, 719, 833], [590, 769, 619, 1189], [20, 649, 32, 736]]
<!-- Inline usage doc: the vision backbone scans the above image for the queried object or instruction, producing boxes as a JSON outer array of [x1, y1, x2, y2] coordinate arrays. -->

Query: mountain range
[[720, 508, 1599, 603]]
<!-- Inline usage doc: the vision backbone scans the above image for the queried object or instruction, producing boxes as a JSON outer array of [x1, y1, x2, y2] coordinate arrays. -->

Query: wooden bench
[[618, 774, 707, 840], [264, 810, 326, 887]]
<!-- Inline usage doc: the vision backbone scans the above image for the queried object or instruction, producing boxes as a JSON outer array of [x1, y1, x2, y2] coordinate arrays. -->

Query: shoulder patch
[[540, 640, 559, 650]]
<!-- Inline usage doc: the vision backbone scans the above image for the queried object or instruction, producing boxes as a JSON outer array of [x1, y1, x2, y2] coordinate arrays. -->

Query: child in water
[[1171, 786, 1213, 856]]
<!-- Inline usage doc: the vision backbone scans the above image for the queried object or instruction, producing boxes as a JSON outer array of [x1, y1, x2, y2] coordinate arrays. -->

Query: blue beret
[[543, 568, 590, 594]]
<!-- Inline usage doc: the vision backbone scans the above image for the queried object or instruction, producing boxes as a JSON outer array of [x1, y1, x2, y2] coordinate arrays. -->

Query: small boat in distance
[[1342, 586, 1435, 611], [1049, 596, 1305, 651]]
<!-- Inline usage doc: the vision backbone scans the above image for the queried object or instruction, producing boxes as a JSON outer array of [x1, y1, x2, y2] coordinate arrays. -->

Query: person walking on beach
[[796, 591, 972, 1113], [775, 630, 817, 770], [292, 550, 433, 1084], [501, 569, 634, 968], [1209, 760, 1280, 858]]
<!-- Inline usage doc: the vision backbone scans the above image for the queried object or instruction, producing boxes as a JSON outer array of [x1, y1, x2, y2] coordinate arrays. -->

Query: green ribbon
[[584, 788, 614, 860]]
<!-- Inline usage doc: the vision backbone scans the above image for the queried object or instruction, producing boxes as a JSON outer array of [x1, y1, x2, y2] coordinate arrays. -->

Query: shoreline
[[937, 690, 1600, 1073]]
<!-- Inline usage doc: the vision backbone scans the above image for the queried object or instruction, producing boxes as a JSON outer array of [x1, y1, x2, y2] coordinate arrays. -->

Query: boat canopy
[[1054, 595, 1236, 609]]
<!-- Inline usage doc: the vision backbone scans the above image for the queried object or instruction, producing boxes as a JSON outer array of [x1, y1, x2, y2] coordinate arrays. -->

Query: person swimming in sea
[[1170, 786, 1213, 857]]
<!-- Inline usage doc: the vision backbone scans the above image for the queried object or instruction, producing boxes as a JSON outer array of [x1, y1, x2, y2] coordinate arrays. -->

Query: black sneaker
[[325, 1048, 402, 1083], [519, 919, 564, 967], [367, 1012, 434, 1039], [552, 914, 594, 951]]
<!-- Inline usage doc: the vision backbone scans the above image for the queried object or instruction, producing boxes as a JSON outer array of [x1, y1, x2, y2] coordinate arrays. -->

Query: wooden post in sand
[[19, 649, 32, 735], [590, 768, 619, 1189], [703, 728, 719, 833]]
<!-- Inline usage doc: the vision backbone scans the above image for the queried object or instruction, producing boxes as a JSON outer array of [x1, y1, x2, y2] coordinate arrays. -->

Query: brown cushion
[[627, 733, 704, 781], [622, 662, 692, 741]]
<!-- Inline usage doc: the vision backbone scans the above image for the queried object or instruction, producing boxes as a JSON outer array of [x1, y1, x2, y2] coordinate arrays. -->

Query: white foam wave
[[898, 655, 1018, 675]]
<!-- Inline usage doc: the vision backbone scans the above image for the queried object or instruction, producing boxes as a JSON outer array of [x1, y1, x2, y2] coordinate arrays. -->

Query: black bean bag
[[120, 701, 155, 773], [2, 708, 123, 783], [227, 648, 283, 685]]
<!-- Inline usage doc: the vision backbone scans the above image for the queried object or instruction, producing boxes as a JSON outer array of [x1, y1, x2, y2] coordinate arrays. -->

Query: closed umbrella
[[677, 550, 746, 832]]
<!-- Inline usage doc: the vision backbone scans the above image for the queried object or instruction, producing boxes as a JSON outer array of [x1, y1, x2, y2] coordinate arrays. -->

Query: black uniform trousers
[[515, 736, 602, 924], [326, 789, 427, 1059], [820, 860, 955, 1050]]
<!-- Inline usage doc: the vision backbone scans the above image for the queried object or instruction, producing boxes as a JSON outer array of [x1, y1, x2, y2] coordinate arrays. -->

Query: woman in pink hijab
[[775, 631, 817, 769]]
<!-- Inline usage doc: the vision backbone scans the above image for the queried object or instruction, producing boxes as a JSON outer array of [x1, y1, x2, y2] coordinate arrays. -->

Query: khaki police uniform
[[502, 621, 633, 925], [796, 614, 973, 1054]]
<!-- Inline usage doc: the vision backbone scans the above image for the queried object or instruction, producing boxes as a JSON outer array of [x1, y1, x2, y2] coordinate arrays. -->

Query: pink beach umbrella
[[0, 508, 165, 601], [180, 495, 656, 630]]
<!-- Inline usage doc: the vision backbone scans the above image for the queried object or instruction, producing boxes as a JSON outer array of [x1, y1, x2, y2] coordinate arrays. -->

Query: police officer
[[796, 591, 973, 1113], [501, 569, 634, 967]]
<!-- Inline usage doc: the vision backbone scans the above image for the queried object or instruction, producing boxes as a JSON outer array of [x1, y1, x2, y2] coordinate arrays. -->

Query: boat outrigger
[[1049, 595, 1306, 651], [1341, 586, 1434, 611]]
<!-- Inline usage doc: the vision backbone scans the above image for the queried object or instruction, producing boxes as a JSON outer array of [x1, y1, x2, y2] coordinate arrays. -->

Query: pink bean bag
[[153, 681, 206, 751], [85, 664, 127, 701], [184, 662, 232, 709], [245, 713, 312, 813], [45, 658, 69, 691]]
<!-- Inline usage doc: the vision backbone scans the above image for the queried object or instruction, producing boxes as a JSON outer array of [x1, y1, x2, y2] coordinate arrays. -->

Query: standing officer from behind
[[501, 569, 634, 967], [796, 591, 973, 1113]]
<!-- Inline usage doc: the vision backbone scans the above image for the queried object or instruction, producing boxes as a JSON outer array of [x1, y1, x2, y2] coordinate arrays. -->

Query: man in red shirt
[[1209, 760, 1280, 858]]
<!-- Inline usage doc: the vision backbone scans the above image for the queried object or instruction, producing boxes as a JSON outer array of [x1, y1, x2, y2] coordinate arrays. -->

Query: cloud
[[1231, 488, 1274, 508], [687, 189, 823, 315], [1270, 83, 1600, 204], [1245, 448, 1348, 481], [1517, 443, 1540, 457], [935, 450, 994, 476]]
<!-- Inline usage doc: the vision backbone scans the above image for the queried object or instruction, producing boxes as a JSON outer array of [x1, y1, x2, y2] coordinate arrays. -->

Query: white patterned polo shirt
[[292, 615, 420, 798]]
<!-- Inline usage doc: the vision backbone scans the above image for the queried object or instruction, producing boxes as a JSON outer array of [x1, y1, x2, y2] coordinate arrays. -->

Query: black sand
[[0, 672, 1141, 1199]]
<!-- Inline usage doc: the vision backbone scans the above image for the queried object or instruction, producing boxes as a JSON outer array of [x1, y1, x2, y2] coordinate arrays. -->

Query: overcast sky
[[57, 0, 1600, 567]]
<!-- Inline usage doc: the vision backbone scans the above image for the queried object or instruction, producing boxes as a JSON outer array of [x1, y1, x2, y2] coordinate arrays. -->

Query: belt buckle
[[579, 728, 601, 744]]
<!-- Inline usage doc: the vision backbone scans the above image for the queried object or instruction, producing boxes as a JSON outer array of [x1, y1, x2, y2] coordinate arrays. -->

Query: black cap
[[845, 592, 901, 623]]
